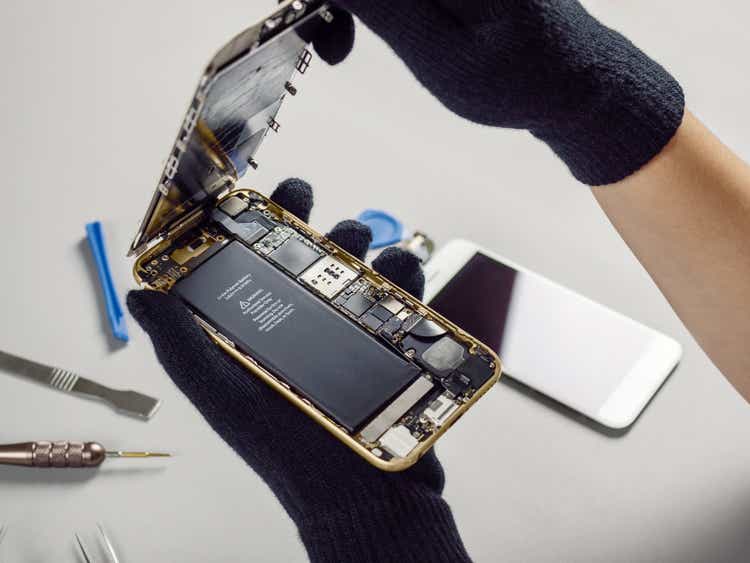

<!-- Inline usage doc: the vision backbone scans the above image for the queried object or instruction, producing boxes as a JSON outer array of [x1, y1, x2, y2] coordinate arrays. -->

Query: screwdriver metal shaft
[[0, 441, 169, 468]]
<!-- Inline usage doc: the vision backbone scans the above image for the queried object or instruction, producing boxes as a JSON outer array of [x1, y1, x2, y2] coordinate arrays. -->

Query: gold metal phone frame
[[134, 188, 502, 471]]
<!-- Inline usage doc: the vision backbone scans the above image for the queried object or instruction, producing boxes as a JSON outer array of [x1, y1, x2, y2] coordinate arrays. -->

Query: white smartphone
[[423, 239, 682, 429]]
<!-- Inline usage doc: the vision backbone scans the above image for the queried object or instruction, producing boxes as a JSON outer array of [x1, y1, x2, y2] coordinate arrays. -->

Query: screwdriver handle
[[0, 441, 106, 468]]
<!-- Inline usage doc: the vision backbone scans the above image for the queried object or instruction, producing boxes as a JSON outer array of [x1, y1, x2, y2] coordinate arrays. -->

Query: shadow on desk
[[498, 363, 679, 438], [673, 507, 750, 563], [0, 465, 166, 485], [568, 488, 750, 563]]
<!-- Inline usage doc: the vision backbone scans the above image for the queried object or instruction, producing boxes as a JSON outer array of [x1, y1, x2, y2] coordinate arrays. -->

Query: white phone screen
[[427, 252, 668, 418]]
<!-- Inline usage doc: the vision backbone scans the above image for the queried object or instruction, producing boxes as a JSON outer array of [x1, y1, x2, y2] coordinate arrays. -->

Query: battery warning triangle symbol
[[239, 300, 251, 310]]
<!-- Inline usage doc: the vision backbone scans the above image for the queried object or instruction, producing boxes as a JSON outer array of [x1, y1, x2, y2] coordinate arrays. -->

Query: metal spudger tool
[[0, 441, 170, 468], [0, 350, 161, 419]]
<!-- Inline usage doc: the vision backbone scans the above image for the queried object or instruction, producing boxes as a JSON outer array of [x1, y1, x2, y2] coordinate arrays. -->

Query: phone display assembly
[[424, 240, 681, 429], [128, 2, 501, 471]]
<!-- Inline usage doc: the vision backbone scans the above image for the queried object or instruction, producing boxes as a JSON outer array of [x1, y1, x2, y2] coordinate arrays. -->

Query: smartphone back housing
[[129, 1, 501, 470]]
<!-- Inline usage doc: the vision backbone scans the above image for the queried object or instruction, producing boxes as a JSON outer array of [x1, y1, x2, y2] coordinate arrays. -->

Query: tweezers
[[75, 524, 121, 563]]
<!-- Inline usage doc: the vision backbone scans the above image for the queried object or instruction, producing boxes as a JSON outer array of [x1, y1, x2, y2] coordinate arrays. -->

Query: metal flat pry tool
[[0, 350, 161, 419]]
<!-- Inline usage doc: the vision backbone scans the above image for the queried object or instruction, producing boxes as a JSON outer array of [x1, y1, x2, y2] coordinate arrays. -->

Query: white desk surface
[[1, 1, 749, 561]]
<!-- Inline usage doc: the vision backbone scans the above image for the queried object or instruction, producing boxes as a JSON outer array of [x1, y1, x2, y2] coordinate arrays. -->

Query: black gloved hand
[[315, 0, 684, 186], [127, 179, 471, 563]]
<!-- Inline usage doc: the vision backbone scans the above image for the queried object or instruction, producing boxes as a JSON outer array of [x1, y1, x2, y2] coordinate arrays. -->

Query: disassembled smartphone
[[129, 0, 501, 470]]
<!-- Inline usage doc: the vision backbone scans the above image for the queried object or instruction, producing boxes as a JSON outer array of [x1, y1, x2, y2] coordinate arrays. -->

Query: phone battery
[[173, 241, 420, 432]]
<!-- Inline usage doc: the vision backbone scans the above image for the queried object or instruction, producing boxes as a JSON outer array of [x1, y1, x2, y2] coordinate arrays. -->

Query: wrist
[[296, 485, 471, 563], [533, 29, 685, 186], [533, 83, 685, 186]]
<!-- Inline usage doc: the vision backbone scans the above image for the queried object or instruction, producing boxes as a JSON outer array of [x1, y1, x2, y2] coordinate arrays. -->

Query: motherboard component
[[361, 313, 385, 332], [409, 317, 448, 338], [236, 210, 277, 231], [380, 316, 405, 341], [268, 237, 322, 275], [423, 393, 459, 428], [212, 209, 269, 245], [401, 313, 423, 333], [300, 256, 358, 298], [398, 315, 482, 380], [340, 292, 374, 317], [368, 304, 394, 322], [379, 425, 419, 458], [170, 234, 217, 266], [254, 225, 295, 255], [219, 196, 249, 217], [173, 241, 420, 432], [457, 353, 496, 388], [360, 376, 434, 443], [378, 296, 404, 316], [138, 225, 228, 290], [421, 336, 466, 372], [444, 373, 472, 397]]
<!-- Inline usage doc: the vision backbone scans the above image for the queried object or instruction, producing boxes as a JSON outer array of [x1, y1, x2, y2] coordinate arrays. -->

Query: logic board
[[135, 190, 500, 468]]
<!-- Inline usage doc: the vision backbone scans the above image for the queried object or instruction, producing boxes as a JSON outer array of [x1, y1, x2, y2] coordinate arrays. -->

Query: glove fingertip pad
[[271, 178, 314, 222], [327, 220, 372, 260], [313, 8, 355, 65], [372, 247, 425, 300]]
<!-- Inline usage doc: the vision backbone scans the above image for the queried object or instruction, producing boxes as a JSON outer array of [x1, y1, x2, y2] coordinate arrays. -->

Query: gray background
[[0, 1, 748, 561]]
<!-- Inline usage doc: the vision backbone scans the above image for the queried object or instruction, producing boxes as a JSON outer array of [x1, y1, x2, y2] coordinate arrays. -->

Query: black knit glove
[[127, 179, 471, 563], [319, 0, 684, 185]]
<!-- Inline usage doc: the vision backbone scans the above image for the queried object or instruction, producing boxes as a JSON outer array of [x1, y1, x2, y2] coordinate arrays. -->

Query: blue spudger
[[356, 209, 404, 249], [85, 221, 129, 342]]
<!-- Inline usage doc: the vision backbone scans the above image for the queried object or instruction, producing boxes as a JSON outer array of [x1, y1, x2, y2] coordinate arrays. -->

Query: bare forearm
[[593, 111, 750, 400]]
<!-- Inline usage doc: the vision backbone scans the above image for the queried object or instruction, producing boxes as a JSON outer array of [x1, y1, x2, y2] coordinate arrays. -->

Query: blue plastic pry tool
[[356, 209, 404, 249], [85, 221, 129, 342]]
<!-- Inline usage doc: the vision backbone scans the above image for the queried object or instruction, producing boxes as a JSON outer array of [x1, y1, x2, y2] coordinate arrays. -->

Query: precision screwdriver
[[0, 441, 170, 468]]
